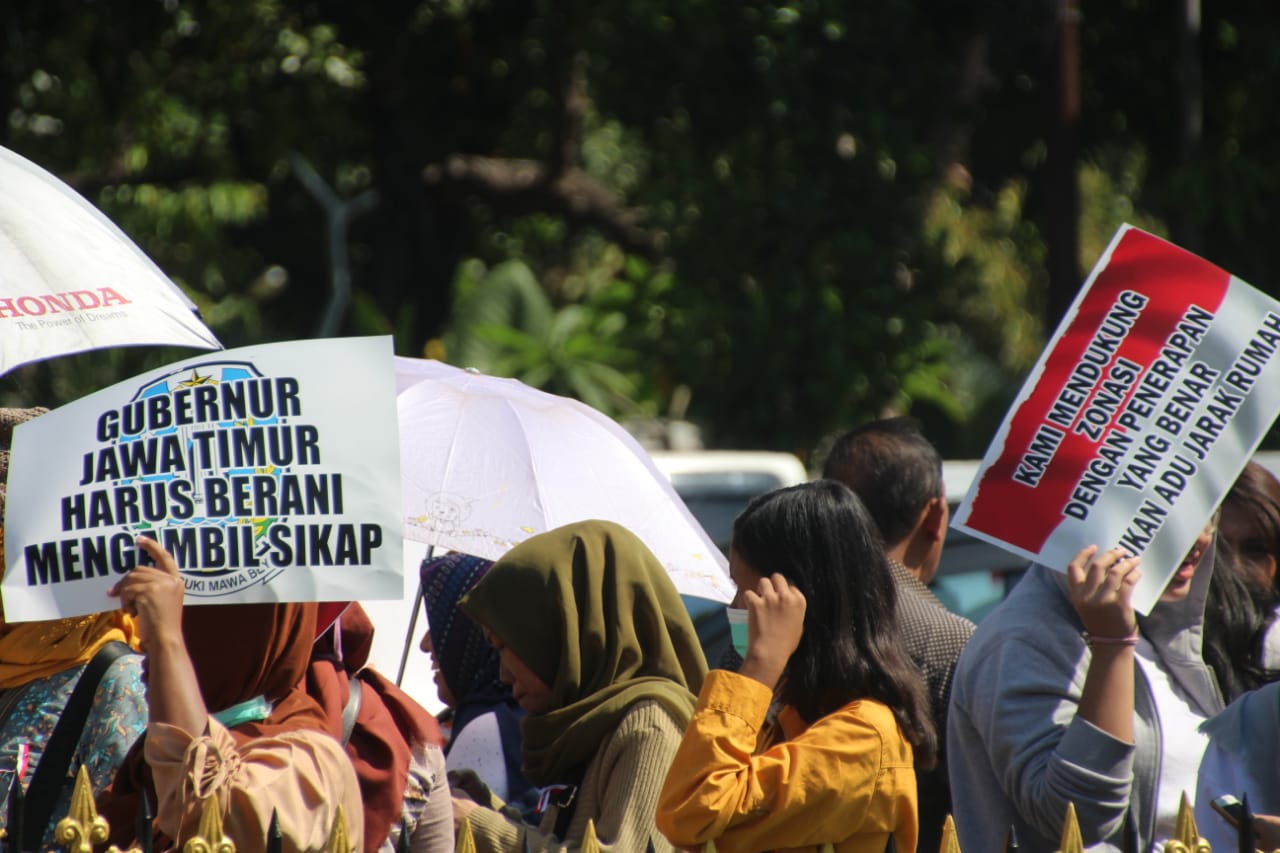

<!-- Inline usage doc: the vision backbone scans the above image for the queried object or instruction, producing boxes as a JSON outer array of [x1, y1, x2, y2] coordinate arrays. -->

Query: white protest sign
[[2, 336, 402, 621], [953, 224, 1280, 613], [0, 146, 222, 375]]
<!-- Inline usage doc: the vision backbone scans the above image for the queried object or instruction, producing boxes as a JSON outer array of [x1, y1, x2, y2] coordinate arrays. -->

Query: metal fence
[[0, 765, 352, 853], [0, 768, 1230, 853]]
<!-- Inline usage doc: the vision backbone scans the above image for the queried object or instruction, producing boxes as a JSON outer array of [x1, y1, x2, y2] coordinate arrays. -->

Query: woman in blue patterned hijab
[[420, 553, 533, 806]]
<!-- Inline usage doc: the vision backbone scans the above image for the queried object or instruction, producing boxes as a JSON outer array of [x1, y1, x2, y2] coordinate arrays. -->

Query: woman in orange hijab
[[101, 537, 363, 853], [0, 406, 149, 851], [307, 604, 452, 853]]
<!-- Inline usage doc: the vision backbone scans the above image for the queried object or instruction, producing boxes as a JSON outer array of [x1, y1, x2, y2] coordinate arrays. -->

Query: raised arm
[[108, 536, 209, 735], [1067, 545, 1142, 743], [948, 547, 1143, 848]]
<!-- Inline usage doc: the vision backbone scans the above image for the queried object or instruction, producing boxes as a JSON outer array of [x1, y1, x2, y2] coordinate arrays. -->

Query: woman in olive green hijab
[[452, 520, 707, 852]]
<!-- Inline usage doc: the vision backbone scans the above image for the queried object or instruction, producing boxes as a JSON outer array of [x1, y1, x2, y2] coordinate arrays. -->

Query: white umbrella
[[396, 358, 734, 603], [394, 354, 457, 393], [0, 145, 221, 375]]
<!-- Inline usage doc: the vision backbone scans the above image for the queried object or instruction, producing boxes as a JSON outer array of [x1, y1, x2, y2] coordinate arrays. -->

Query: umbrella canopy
[[397, 358, 734, 602], [0, 145, 221, 375], [394, 355, 457, 393]]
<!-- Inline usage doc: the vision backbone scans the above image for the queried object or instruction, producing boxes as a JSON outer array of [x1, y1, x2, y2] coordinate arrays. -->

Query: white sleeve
[[1262, 612, 1280, 670]]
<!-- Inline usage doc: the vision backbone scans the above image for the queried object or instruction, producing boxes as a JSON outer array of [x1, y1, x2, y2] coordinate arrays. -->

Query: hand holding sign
[[1066, 545, 1141, 640], [108, 535, 210, 735], [109, 536, 185, 653]]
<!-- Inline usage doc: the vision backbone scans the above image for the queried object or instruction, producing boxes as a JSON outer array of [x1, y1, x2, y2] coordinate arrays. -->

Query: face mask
[[211, 695, 274, 728], [725, 606, 749, 659]]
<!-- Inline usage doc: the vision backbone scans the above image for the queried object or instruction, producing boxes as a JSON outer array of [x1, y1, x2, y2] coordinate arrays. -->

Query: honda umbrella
[[0, 145, 220, 375]]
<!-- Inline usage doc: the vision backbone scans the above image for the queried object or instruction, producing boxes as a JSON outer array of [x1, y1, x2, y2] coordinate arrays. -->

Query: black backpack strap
[[0, 683, 29, 732], [23, 640, 134, 849]]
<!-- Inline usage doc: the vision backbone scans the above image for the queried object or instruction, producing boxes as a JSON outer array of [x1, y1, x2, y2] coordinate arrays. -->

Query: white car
[[649, 450, 809, 554], [934, 460, 1029, 622], [649, 450, 809, 666]]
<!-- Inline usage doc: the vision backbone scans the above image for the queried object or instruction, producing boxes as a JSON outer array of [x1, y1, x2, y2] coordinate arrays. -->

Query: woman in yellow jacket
[[657, 480, 937, 853]]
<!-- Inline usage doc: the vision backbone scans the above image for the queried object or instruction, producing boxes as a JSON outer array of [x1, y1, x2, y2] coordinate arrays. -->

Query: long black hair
[[1203, 541, 1280, 700], [1203, 462, 1280, 701], [731, 479, 938, 769], [1219, 461, 1280, 591]]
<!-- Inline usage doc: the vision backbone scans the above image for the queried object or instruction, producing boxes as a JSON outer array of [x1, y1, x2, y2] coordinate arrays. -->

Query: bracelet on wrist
[[1084, 631, 1139, 647]]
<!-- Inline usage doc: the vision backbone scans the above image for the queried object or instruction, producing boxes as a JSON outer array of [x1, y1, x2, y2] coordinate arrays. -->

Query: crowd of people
[[4, 405, 1280, 853]]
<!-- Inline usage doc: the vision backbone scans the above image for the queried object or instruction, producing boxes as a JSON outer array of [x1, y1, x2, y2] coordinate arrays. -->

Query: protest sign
[[2, 336, 402, 621], [953, 224, 1280, 613]]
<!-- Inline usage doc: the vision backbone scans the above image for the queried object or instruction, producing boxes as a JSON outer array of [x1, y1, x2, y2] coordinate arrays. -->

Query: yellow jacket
[[656, 670, 918, 853]]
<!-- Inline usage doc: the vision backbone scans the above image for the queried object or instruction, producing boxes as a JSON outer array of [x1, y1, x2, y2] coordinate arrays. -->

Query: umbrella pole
[[397, 545, 433, 686]]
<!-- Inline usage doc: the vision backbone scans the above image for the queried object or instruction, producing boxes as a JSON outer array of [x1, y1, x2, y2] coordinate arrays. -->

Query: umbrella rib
[[437, 391, 470, 507], [506, 400, 548, 531]]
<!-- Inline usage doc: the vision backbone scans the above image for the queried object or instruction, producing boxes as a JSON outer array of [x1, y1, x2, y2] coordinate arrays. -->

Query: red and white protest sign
[[953, 224, 1280, 613]]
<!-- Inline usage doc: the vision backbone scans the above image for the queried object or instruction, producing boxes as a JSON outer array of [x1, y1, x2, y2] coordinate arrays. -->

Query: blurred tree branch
[[422, 154, 660, 259]]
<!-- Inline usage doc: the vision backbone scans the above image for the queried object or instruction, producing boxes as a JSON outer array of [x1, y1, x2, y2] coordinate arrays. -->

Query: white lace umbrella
[[0, 145, 220, 375], [396, 358, 733, 603]]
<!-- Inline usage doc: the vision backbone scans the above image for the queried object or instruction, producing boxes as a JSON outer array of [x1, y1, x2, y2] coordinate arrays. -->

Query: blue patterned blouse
[[0, 654, 147, 850]]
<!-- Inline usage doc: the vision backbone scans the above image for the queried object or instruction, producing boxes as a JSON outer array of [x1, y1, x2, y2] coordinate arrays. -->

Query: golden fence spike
[[453, 818, 477, 853], [939, 814, 962, 853], [53, 765, 111, 853], [1057, 802, 1083, 853], [820, 844, 836, 853], [183, 794, 235, 853], [1165, 792, 1210, 853], [580, 818, 602, 853], [328, 805, 350, 853], [701, 840, 718, 852]]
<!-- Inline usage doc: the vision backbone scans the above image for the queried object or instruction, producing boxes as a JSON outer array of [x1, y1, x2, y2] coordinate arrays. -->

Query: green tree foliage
[[4, 1, 1280, 456], [2, 0, 367, 398], [444, 257, 645, 414]]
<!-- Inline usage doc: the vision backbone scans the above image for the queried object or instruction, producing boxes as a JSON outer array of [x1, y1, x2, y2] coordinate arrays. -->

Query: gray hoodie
[[947, 549, 1223, 853]]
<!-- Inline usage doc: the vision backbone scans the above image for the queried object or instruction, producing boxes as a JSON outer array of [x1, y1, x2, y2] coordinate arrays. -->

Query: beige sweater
[[146, 717, 364, 853], [466, 699, 682, 852]]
